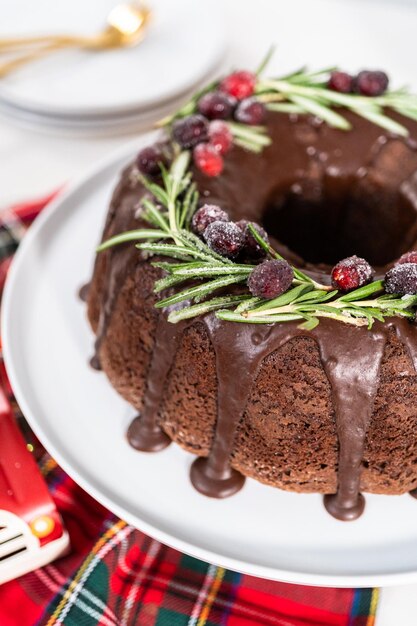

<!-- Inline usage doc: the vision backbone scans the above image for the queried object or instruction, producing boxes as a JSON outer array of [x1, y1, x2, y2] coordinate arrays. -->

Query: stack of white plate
[[0, 0, 225, 135]]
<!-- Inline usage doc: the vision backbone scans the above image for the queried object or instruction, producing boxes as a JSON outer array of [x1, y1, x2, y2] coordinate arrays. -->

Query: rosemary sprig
[[256, 71, 417, 136]]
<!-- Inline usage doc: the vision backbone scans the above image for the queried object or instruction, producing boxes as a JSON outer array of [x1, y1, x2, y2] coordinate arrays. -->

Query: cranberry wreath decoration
[[98, 53, 417, 329]]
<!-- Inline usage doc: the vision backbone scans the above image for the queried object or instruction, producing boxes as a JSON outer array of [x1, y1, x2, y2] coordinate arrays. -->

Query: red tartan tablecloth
[[0, 194, 379, 626]]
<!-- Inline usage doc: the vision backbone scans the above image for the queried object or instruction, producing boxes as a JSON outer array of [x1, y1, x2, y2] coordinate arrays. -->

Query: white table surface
[[2, 0, 417, 622]]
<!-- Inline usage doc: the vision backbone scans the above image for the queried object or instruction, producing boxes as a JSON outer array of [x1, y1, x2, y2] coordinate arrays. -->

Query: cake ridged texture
[[87, 109, 417, 498]]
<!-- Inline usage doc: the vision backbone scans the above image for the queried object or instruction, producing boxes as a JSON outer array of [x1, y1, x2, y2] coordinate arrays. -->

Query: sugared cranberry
[[396, 251, 417, 266], [197, 91, 236, 120], [208, 121, 233, 155], [328, 71, 353, 94], [203, 221, 244, 258], [237, 220, 268, 260], [235, 98, 266, 125], [193, 143, 224, 177], [354, 71, 389, 96], [248, 259, 294, 299], [385, 263, 417, 295], [172, 115, 209, 149], [136, 145, 165, 177], [331, 255, 374, 292], [220, 70, 256, 100], [192, 204, 229, 236]]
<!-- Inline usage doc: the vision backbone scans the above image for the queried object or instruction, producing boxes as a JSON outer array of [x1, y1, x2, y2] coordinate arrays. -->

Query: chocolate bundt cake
[[85, 65, 417, 521]]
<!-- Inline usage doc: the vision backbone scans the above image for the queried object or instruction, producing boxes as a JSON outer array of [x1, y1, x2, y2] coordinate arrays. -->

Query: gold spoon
[[0, 3, 151, 78]]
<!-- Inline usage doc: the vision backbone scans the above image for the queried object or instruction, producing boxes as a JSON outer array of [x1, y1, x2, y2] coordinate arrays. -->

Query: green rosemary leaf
[[139, 176, 170, 208], [266, 102, 305, 114], [172, 264, 252, 278], [141, 198, 170, 231], [155, 274, 247, 308], [227, 122, 271, 147], [168, 295, 250, 323], [233, 139, 264, 153], [178, 230, 234, 264], [298, 315, 320, 330], [136, 242, 195, 261], [97, 229, 169, 252], [154, 274, 191, 293], [170, 151, 191, 198], [295, 289, 338, 303], [338, 280, 384, 302], [352, 108, 408, 136], [234, 296, 264, 314], [288, 94, 351, 130], [250, 284, 313, 312], [179, 181, 198, 228], [217, 310, 304, 324], [256, 45, 276, 76]]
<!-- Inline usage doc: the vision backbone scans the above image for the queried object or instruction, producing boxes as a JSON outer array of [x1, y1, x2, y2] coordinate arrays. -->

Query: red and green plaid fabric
[[0, 194, 379, 626]]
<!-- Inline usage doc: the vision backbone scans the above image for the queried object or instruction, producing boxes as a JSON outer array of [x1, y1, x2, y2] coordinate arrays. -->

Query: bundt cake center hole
[[262, 184, 417, 266]]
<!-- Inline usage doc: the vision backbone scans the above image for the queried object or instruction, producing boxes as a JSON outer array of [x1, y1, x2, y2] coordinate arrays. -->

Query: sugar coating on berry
[[197, 91, 236, 120], [235, 98, 266, 125], [396, 251, 417, 266], [331, 255, 374, 292], [248, 260, 294, 299], [208, 120, 233, 155], [237, 220, 268, 259], [220, 70, 256, 100], [385, 263, 417, 295], [136, 145, 165, 176], [328, 71, 353, 94], [193, 143, 224, 177], [192, 204, 229, 236], [354, 70, 389, 96], [203, 221, 244, 258], [172, 115, 209, 149]]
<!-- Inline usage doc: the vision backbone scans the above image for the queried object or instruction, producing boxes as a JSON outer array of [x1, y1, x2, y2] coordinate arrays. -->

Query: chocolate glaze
[[78, 283, 90, 302], [88, 109, 417, 520]]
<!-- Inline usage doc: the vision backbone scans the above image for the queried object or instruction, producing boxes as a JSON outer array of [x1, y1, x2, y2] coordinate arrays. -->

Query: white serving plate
[[4, 134, 417, 588], [0, 0, 224, 117]]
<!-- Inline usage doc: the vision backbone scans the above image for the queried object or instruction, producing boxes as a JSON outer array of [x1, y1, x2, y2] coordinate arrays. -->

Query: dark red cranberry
[[354, 71, 389, 96], [328, 71, 353, 94], [192, 204, 229, 236], [248, 259, 294, 299], [234, 98, 266, 125], [172, 115, 209, 149], [193, 143, 224, 177], [203, 221, 244, 258], [136, 145, 165, 177], [237, 220, 268, 260], [385, 263, 417, 295], [331, 255, 374, 292], [197, 91, 236, 120], [220, 70, 256, 100], [208, 121, 233, 155], [396, 251, 417, 265]]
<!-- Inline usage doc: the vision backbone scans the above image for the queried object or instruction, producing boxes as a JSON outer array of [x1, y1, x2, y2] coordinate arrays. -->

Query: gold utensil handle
[[0, 41, 74, 78], [0, 35, 82, 51]]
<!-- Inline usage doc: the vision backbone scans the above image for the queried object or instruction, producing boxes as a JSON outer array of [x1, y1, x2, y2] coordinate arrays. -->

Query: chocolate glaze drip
[[127, 313, 179, 452], [87, 108, 417, 519], [78, 283, 90, 302]]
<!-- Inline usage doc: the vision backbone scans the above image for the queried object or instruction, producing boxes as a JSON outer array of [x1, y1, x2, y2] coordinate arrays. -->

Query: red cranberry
[[197, 91, 236, 120], [220, 70, 256, 100], [248, 259, 294, 299], [192, 204, 229, 236], [331, 255, 374, 292], [396, 251, 417, 265], [237, 220, 268, 260], [203, 221, 244, 258], [208, 121, 233, 155], [172, 115, 209, 149], [193, 143, 224, 177], [328, 71, 353, 94], [354, 71, 389, 96], [234, 98, 266, 125], [385, 263, 417, 295], [136, 145, 165, 177]]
